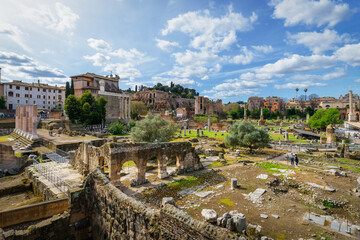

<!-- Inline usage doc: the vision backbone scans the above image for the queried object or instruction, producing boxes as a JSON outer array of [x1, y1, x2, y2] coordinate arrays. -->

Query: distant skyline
[[0, 0, 360, 102]]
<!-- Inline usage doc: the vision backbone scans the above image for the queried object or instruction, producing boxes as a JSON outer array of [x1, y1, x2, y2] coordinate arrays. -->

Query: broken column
[[284, 132, 289, 141], [244, 107, 247, 120], [348, 90, 355, 122], [197, 128, 200, 137], [306, 113, 310, 122], [231, 178, 238, 189], [326, 124, 336, 144], [207, 116, 211, 131]]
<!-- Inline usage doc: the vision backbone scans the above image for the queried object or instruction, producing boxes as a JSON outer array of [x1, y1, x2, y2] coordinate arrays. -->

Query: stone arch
[[99, 156, 105, 173]]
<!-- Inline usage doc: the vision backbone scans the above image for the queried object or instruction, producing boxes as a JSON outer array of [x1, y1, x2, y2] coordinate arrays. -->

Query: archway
[[119, 160, 138, 186]]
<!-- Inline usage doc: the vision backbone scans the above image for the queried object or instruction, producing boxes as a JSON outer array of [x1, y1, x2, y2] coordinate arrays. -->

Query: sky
[[1, 0, 360, 103]]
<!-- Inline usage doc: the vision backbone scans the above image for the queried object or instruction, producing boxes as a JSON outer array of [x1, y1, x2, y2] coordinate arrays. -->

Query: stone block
[[231, 178, 238, 189], [201, 209, 218, 223], [232, 213, 246, 232], [162, 197, 175, 206]]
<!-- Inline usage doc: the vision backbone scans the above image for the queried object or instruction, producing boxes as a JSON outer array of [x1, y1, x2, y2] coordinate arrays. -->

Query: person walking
[[295, 154, 299, 167]]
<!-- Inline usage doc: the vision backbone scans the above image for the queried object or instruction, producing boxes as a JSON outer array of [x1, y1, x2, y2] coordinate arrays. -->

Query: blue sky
[[1, 0, 360, 102]]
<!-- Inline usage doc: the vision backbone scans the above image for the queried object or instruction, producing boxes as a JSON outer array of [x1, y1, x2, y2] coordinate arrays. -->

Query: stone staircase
[[9, 131, 41, 150]]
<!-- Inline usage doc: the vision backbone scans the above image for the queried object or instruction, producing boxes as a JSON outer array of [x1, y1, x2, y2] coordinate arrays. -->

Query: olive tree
[[225, 121, 270, 152]]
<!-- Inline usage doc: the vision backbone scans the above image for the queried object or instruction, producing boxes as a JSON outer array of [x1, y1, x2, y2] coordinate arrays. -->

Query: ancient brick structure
[[71, 142, 203, 184], [83, 169, 238, 240], [195, 96, 223, 115], [264, 96, 285, 112], [131, 90, 195, 112], [326, 124, 336, 144], [14, 105, 38, 140]]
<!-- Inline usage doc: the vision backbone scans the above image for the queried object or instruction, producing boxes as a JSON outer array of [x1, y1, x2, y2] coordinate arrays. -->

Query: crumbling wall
[[85, 169, 238, 240], [0, 143, 24, 170]]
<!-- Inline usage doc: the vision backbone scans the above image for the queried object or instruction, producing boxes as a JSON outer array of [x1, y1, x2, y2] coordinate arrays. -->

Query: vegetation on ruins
[[225, 121, 270, 152], [64, 91, 107, 125], [0, 95, 6, 109], [108, 120, 128, 135], [130, 115, 179, 142], [130, 101, 147, 120], [308, 108, 343, 130], [151, 82, 199, 99]]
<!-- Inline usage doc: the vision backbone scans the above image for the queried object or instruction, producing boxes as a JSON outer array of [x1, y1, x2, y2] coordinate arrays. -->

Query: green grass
[[208, 160, 223, 168], [0, 135, 10, 142], [219, 197, 234, 207], [323, 200, 335, 208], [336, 158, 359, 164], [256, 162, 292, 174], [177, 130, 229, 139], [123, 161, 135, 167], [106, 134, 130, 137], [167, 176, 199, 189], [269, 132, 307, 143]]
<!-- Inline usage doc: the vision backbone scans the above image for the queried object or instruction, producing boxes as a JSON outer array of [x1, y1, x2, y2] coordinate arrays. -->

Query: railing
[[46, 153, 69, 163], [33, 162, 71, 196]]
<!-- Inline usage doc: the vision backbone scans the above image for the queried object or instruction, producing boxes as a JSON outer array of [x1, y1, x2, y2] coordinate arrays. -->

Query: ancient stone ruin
[[14, 105, 38, 140], [71, 141, 203, 185]]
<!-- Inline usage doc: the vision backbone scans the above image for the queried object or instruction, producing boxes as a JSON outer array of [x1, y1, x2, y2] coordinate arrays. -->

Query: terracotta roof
[[71, 72, 119, 82], [2, 80, 65, 90]]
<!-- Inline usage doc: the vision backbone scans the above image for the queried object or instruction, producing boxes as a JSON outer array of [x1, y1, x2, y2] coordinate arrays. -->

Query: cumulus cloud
[[274, 81, 327, 89], [0, 51, 66, 84], [152, 76, 195, 87], [252, 45, 274, 53], [155, 39, 179, 52], [288, 29, 349, 54], [230, 47, 254, 65], [26, 2, 79, 33], [162, 8, 257, 51], [335, 43, 360, 67], [270, 0, 351, 27], [258, 54, 336, 75], [0, 23, 30, 52], [87, 38, 112, 52], [84, 38, 151, 81], [290, 68, 346, 81]]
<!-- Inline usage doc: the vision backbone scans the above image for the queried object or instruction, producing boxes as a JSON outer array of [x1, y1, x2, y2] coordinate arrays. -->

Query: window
[[53, 101, 55, 104], [17, 100, 20, 103], [48, 101, 50, 104], [9, 85, 12, 89], [53, 96, 55, 99], [53, 89, 56, 93], [58, 95, 62, 100], [26, 100, 28, 104], [8, 104, 13, 110], [43, 89, 46, 92], [25, 87, 29, 90], [43, 101, 45, 104], [48, 96, 50, 99], [30, 87, 32, 91], [16, 93, 20, 97], [38, 88, 40, 91], [8, 91, 13, 97], [30, 94, 32, 98], [16, 86, 20, 90], [43, 96, 45, 99], [87, 82, 90, 86], [43, 106, 45, 108], [37, 95, 41, 99], [25, 94, 29, 98], [58, 90, 62, 93], [33, 101, 36, 104]]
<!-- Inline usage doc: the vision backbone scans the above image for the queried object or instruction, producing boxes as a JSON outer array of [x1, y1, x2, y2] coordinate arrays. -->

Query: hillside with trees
[[137, 82, 199, 99]]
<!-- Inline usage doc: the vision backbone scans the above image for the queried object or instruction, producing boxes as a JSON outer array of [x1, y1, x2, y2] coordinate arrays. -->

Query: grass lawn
[[106, 134, 130, 137], [177, 130, 229, 140], [0, 135, 10, 142], [269, 132, 308, 143]]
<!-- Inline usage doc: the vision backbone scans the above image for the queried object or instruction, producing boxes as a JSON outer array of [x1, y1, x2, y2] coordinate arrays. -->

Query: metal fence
[[33, 163, 71, 196], [46, 153, 69, 163]]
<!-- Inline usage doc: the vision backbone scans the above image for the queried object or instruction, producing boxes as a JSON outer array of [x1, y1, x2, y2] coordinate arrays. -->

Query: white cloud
[[155, 39, 179, 52], [290, 68, 346, 81], [288, 29, 348, 54], [335, 43, 360, 67], [0, 23, 30, 52], [87, 38, 111, 52], [83, 53, 110, 67], [110, 48, 145, 63], [162, 65, 208, 78], [0, 51, 66, 84], [270, 0, 351, 27], [230, 47, 254, 65], [26, 2, 79, 33], [103, 62, 141, 81], [173, 50, 218, 66], [258, 54, 336, 75], [252, 45, 274, 53], [274, 81, 327, 89], [162, 8, 257, 51], [355, 79, 360, 83], [152, 76, 196, 87]]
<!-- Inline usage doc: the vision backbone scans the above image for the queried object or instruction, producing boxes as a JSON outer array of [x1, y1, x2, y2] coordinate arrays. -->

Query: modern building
[[264, 97, 285, 112], [70, 73, 131, 122], [0, 68, 65, 110]]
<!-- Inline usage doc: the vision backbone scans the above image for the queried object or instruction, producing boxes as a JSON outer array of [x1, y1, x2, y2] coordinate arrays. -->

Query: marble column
[[120, 97, 124, 119], [125, 98, 128, 119], [348, 90, 355, 122], [15, 107, 19, 129], [207, 116, 211, 131], [128, 97, 131, 119]]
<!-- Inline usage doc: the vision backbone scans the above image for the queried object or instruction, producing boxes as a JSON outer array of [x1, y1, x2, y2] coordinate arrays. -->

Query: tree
[[225, 121, 270, 152], [65, 82, 71, 98], [304, 88, 308, 100], [70, 80, 74, 95], [130, 115, 179, 142], [296, 88, 299, 98], [108, 120, 127, 135], [131, 101, 147, 116], [308, 108, 343, 129], [298, 95, 306, 111], [308, 94, 319, 110], [0, 96, 6, 109], [64, 95, 81, 123]]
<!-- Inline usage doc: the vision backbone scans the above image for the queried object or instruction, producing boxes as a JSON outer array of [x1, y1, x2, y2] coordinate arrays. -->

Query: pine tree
[[70, 80, 75, 95], [65, 82, 71, 98]]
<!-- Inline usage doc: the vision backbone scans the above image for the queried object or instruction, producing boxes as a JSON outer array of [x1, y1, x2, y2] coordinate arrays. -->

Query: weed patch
[[219, 197, 234, 207]]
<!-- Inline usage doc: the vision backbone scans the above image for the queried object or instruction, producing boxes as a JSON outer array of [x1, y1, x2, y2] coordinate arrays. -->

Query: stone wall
[[84, 169, 239, 240], [0, 143, 24, 170], [1, 212, 72, 240], [0, 198, 69, 228]]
